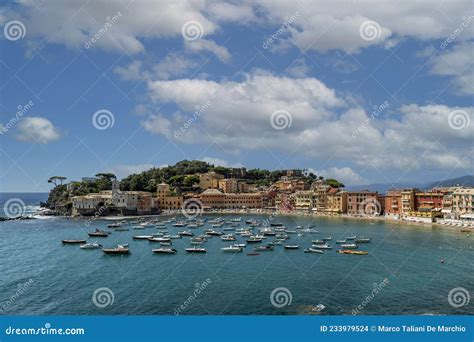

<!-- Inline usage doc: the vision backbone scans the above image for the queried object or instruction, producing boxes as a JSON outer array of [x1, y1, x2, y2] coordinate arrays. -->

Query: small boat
[[107, 223, 121, 228], [148, 237, 171, 243], [340, 243, 358, 249], [160, 242, 172, 246], [178, 231, 194, 237], [221, 234, 236, 241], [152, 248, 177, 254], [221, 246, 243, 253], [207, 230, 223, 236], [312, 239, 324, 244], [336, 239, 346, 244], [102, 244, 129, 255], [140, 222, 154, 228], [322, 237, 332, 241], [246, 237, 263, 243], [355, 238, 371, 243], [254, 245, 274, 251], [270, 223, 283, 227], [304, 248, 324, 254], [62, 239, 86, 244], [262, 231, 276, 236], [88, 229, 110, 237], [80, 242, 102, 249], [346, 236, 356, 240], [246, 252, 260, 256], [233, 243, 246, 248], [337, 249, 368, 255], [133, 235, 153, 240], [312, 243, 332, 250], [310, 304, 326, 313], [169, 235, 181, 239], [185, 247, 207, 253], [270, 240, 282, 245], [284, 245, 299, 249]]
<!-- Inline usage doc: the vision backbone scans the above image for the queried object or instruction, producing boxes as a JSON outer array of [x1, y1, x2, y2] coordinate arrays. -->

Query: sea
[[0, 192, 472, 315]]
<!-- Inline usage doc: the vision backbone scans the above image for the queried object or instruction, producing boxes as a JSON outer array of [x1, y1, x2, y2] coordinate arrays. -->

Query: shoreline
[[52, 209, 473, 233]]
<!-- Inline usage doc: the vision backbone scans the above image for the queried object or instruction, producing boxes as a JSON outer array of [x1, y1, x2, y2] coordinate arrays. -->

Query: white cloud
[[428, 42, 474, 95], [185, 39, 231, 63], [313, 167, 368, 186], [114, 60, 143, 81], [153, 54, 198, 80], [141, 70, 473, 172], [16, 117, 61, 144]]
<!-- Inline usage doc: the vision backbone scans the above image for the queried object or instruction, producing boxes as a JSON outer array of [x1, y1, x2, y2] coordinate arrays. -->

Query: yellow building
[[198, 189, 262, 209], [293, 191, 316, 211], [325, 189, 347, 214], [199, 172, 224, 189], [156, 183, 183, 210], [218, 178, 238, 193], [452, 188, 474, 215]]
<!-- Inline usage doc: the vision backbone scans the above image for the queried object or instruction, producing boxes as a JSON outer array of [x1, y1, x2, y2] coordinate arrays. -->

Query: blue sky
[[0, 0, 473, 192]]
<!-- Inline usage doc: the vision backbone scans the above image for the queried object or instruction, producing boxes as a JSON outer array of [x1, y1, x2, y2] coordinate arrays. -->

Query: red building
[[414, 190, 445, 212]]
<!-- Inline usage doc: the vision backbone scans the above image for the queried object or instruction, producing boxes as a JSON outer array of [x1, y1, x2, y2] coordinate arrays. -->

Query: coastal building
[[452, 188, 474, 217], [72, 180, 157, 215], [218, 178, 238, 193], [401, 189, 416, 215], [293, 191, 316, 211], [414, 190, 444, 212], [313, 180, 331, 212], [199, 171, 224, 190], [384, 190, 402, 219], [156, 183, 183, 210], [325, 189, 347, 214], [347, 191, 380, 216], [272, 180, 307, 192], [198, 189, 263, 209]]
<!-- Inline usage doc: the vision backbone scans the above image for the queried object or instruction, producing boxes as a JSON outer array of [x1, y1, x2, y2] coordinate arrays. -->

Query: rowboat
[[62, 239, 86, 244], [337, 249, 368, 255], [221, 246, 243, 253], [312, 243, 332, 249], [148, 237, 171, 243]]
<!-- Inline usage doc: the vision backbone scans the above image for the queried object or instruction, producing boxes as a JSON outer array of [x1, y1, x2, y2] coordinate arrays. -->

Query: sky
[[0, 0, 473, 192]]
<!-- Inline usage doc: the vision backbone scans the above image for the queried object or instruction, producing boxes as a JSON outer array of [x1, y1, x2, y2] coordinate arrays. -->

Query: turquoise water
[[0, 194, 473, 315]]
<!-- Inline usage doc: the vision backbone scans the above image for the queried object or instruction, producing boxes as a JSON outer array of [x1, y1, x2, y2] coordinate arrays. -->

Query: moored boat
[[340, 243, 358, 249], [133, 235, 153, 240], [80, 242, 102, 249], [88, 229, 111, 237], [152, 247, 177, 254], [312, 243, 332, 250], [62, 239, 86, 244], [185, 247, 207, 253], [355, 237, 371, 243], [221, 245, 243, 253], [102, 244, 130, 255], [304, 248, 324, 254], [284, 245, 299, 249]]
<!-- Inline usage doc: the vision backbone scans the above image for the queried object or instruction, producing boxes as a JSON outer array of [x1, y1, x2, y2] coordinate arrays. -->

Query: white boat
[[304, 248, 324, 254], [221, 234, 236, 241], [340, 243, 358, 249], [221, 245, 243, 253], [355, 237, 371, 243], [152, 247, 177, 254], [233, 243, 246, 248], [346, 236, 356, 240], [336, 239, 347, 244], [322, 237, 332, 241], [148, 237, 171, 243], [133, 235, 153, 240], [140, 222, 154, 227], [310, 304, 326, 313], [185, 247, 207, 253], [312, 243, 332, 250], [284, 245, 299, 249], [80, 242, 102, 249]]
